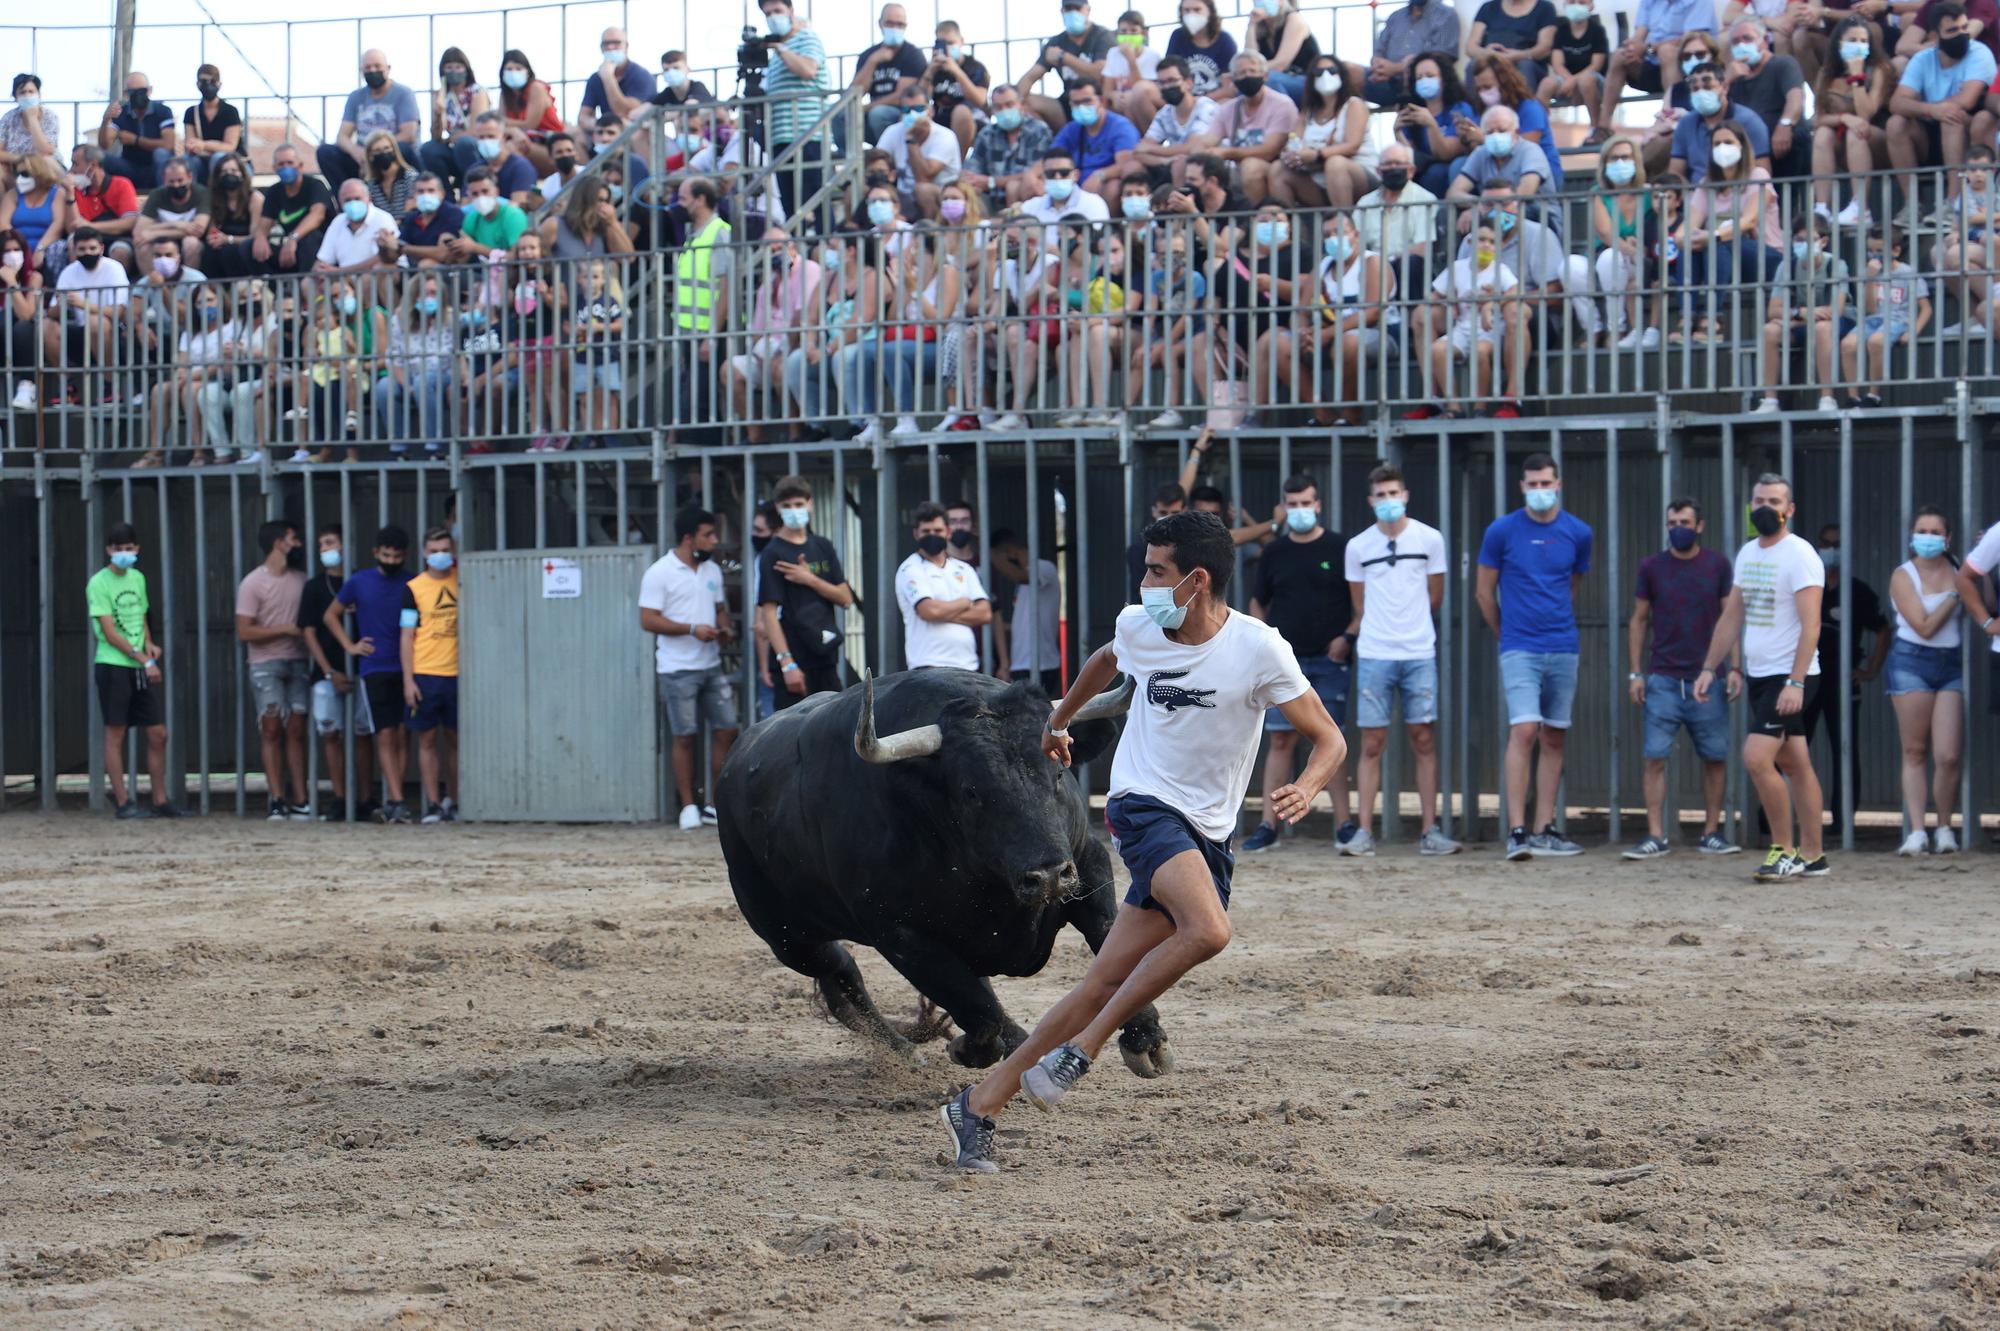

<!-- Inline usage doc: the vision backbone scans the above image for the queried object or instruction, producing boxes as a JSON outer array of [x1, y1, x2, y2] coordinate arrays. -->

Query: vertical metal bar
[[303, 473, 317, 813], [122, 476, 136, 798], [1491, 431, 1508, 835], [1458, 448, 1476, 841], [832, 446, 849, 685], [1437, 433, 1455, 839], [194, 472, 210, 813], [742, 450, 756, 760], [616, 459, 629, 550], [1606, 427, 1621, 845], [927, 441, 941, 505], [230, 472, 244, 816], [341, 467, 356, 815], [1026, 438, 1042, 684], [975, 436, 992, 673], [1549, 429, 1567, 838], [38, 460, 58, 811], [575, 458, 588, 548], [1227, 434, 1244, 610], [1722, 421, 1744, 842], [1957, 383, 1977, 838], [158, 477, 178, 809], [877, 445, 896, 676], [1073, 434, 1090, 791], [535, 460, 549, 549], [1899, 415, 1914, 838], [1838, 414, 1854, 853]]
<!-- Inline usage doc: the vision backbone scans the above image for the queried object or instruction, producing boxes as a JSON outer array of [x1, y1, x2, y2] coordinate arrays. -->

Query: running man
[[1695, 473, 1829, 880], [939, 511, 1347, 1172]]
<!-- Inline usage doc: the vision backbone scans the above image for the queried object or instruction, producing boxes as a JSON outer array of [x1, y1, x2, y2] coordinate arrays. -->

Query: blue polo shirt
[[1052, 111, 1141, 185], [400, 201, 466, 247], [581, 61, 659, 116], [1478, 506, 1594, 653], [1669, 102, 1770, 184], [336, 565, 414, 676]]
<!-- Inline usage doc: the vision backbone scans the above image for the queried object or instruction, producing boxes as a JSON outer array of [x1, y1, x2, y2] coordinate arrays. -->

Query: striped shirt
[[764, 28, 829, 147]]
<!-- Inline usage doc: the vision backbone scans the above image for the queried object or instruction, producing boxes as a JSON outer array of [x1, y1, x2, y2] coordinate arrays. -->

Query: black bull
[[714, 668, 1175, 1076]]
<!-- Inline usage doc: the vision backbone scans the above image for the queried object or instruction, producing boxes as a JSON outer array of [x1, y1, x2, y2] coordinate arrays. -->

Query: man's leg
[[416, 728, 441, 808], [1409, 722, 1440, 832], [671, 733, 697, 808], [1701, 760, 1728, 835], [1068, 853, 1231, 1061], [442, 726, 458, 804], [1778, 735, 1825, 859], [104, 723, 130, 807], [378, 725, 407, 810], [1355, 727, 1388, 836], [709, 730, 737, 802], [258, 706, 286, 808], [965, 903, 1175, 1120], [1504, 722, 1538, 830], [321, 731, 348, 803], [145, 724, 169, 807], [1744, 732, 1792, 848], [1532, 724, 1567, 829], [1642, 757, 1669, 839]]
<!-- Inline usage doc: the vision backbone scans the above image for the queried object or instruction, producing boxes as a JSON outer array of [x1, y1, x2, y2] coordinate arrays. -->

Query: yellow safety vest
[[674, 214, 732, 332]]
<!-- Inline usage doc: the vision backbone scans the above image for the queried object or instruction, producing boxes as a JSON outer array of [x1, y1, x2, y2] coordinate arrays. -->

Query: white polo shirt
[[1969, 522, 2000, 655], [315, 203, 397, 269], [896, 551, 989, 670], [638, 548, 725, 673]]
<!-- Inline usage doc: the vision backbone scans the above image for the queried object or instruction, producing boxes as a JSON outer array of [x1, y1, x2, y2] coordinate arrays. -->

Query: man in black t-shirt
[[1723, 18, 1807, 176], [182, 64, 244, 185], [849, 4, 932, 147], [928, 22, 992, 153], [1021, 0, 1116, 128], [652, 51, 714, 108], [297, 523, 377, 819], [1244, 474, 1353, 852], [253, 142, 332, 272], [1543, 11, 1610, 136], [756, 476, 857, 709]]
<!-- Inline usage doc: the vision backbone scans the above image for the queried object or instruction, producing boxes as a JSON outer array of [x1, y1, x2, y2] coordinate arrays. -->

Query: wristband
[[1627, 672, 1643, 682], [1048, 723, 1070, 738], [1785, 678, 1805, 689], [143, 658, 157, 670]]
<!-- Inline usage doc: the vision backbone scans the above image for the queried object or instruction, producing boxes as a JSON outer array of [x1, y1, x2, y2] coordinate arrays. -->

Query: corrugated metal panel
[[460, 547, 658, 822]]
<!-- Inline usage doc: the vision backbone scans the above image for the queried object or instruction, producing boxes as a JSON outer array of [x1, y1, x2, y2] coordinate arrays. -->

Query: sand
[[3, 814, 1999, 1330]]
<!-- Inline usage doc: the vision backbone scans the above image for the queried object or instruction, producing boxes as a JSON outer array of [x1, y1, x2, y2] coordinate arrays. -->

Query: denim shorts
[[1642, 673, 1730, 761], [1265, 653, 1348, 731], [249, 657, 311, 717], [1499, 650, 1579, 728], [1106, 793, 1233, 919], [310, 676, 376, 737], [659, 667, 739, 737], [1861, 315, 1911, 343], [1884, 640, 1963, 696], [1355, 656, 1438, 729]]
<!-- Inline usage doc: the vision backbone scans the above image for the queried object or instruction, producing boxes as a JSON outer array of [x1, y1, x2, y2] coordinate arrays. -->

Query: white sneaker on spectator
[[11, 381, 35, 409], [343, 409, 360, 434], [1641, 327, 1661, 349], [1055, 410, 1088, 427], [890, 415, 921, 437], [236, 449, 263, 465], [677, 803, 702, 832], [853, 421, 883, 445], [1753, 397, 1780, 414], [991, 412, 1028, 431], [283, 406, 308, 422], [1835, 199, 1868, 226], [938, 413, 965, 431], [1934, 826, 1959, 854], [1813, 201, 1832, 224], [1148, 408, 1184, 428], [1817, 394, 1839, 412], [1940, 322, 1964, 337], [1616, 327, 1646, 350], [1082, 410, 1119, 426], [290, 447, 314, 463], [1897, 829, 1928, 857]]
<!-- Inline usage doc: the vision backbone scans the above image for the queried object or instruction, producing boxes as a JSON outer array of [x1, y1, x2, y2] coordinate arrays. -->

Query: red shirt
[[74, 175, 139, 223], [1917, 0, 2000, 66]]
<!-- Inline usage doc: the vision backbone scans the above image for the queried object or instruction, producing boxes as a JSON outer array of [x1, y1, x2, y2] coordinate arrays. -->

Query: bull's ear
[[1067, 717, 1120, 767]]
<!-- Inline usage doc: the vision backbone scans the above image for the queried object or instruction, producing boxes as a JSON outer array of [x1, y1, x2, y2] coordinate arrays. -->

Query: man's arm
[[1345, 581, 1365, 638], [235, 612, 301, 645], [322, 597, 368, 656], [1627, 597, 1652, 702], [1042, 640, 1122, 765], [96, 613, 148, 664], [1693, 587, 1746, 701], [401, 622, 421, 705], [301, 621, 341, 678], [1957, 547, 1999, 638], [1475, 563, 1501, 638], [1786, 584, 1823, 708], [775, 35, 821, 81]]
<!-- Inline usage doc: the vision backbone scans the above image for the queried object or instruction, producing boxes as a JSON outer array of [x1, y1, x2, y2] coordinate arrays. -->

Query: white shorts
[[1447, 319, 1500, 360]]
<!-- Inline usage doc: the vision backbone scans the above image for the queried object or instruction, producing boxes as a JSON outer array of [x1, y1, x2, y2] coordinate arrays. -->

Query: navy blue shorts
[[406, 674, 459, 733], [1105, 793, 1233, 920]]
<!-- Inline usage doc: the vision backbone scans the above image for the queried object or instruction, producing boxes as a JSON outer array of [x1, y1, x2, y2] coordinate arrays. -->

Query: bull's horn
[[1067, 676, 1135, 723], [854, 670, 944, 764]]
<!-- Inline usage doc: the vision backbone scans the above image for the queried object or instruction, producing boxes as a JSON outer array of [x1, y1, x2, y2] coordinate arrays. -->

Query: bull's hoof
[[1120, 1040, 1176, 1079], [947, 1025, 1023, 1068]]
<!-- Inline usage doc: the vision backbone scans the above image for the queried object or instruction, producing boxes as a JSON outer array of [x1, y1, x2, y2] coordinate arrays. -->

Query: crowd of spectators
[[10, 2, 2000, 453]]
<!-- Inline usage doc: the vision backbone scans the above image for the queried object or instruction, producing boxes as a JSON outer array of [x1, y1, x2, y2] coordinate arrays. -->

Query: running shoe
[[421, 802, 446, 825], [1697, 831, 1740, 855], [1531, 824, 1584, 856], [1505, 826, 1532, 861], [386, 801, 415, 825], [1897, 830, 1929, 857], [267, 798, 290, 822], [288, 801, 312, 823], [1934, 827, 1960, 855], [149, 802, 184, 818], [1418, 826, 1463, 855], [938, 1089, 998, 1173], [1021, 1043, 1092, 1112], [701, 805, 718, 826], [1752, 845, 1799, 881], [1622, 835, 1671, 860], [1242, 822, 1280, 853], [1797, 855, 1831, 877], [115, 800, 148, 820], [1338, 824, 1377, 857]]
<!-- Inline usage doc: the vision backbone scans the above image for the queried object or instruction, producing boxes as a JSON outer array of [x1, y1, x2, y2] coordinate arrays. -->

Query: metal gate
[[458, 546, 657, 823]]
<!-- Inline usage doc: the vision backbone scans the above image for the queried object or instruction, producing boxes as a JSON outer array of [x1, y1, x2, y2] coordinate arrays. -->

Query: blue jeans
[[1266, 653, 1349, 730], [1356, 656, 1437, 729], [102, 147, 172, 192], [420, 139, 463, 190], [1642, 673, 1729, 761], [376, 367, 453, 451], [1499, 650, 1579, 727], [1680, 237, 1780, 321], [867, 340, 939, 413], [1265, 70, 1306, 103], [186, 150, 238, 185]]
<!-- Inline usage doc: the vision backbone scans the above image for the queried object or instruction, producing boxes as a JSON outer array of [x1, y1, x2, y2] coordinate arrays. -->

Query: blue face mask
[[1063, 10, 1090, 37], [1374, 499, 1406, 524], [320, 548, 342, 568], [476, 137, 502, 160], [1140, 570, 1194, 630], [882, 25, 906, 46], [1414, 75, 1441, 100], [1489, 208, 1517, 233], [1691, 88, 1722, 117], [1525, 488, 1559, 513], [992, 107, 1021, 131], [1839, 40, 1871, 63], [339, 294, 359, 315], [1731, 41, 1760, 65], [1605, 158, 1635, 186], [502, 69, 529, 90], [608, 183, 624, 203], [277, 165, 301, 186], [1047, 177, 1074, 201], [1254, 220, 1287, 247], [766, 12, 792, 37], [418, 295, 440, 315], [1284, 506, 1318, 534], [426, 551, 455, 573], [1791, 239, 1811, 262], [867, 198, 896, 226], [1122, 195, 1151, 219], [781, 504, 811, 529], [1324, 233, 1352, 261], [1073, 104, 1100, 126], [1486, 130, 1513, 158], [1682, 54, 1705, 76], [342, 198, 369, 222], [110, 551, 139, 570], [1818, 545, 1840, 570], [1912, 533, 1949, 558], [415, 192, 441, 213]]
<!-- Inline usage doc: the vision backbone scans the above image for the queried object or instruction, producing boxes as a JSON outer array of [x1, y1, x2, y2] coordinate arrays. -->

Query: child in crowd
[[1059, 228, 1132, 427], [572, 259, 626, 449], [504, 230, 569, 451], [1756, 214, 1850, 415], [1840, 227, 1931, 409], [1128, 220, 1207, 428], [1426, 222, 1520, 419], [1937, 142, 1998, 334]]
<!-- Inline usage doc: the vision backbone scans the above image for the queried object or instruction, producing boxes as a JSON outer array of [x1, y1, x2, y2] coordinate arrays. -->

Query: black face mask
[[286, 545, 306, 570], [128, 90, 151, 111], [865, 172, 893, 189], [1235, 76, 1264, 99], [1942, 32, 1973, 59], [1749, 506, 1783, 538], [554, 156, 577, 173], [78, 253, 102, 270], [198, 80, 220, 98], [752, 534, 772, 553], [1380, 167, 1410, 191], [370, 151, 396, 171], [363, 70, 388, 90], [949, 529, 973, 548], [377, 559, 405, 576], [694, 547, 714, 563], [170, 183, 191, 200], [917, 534, 949, 557], [1161, 85, 1185, 106], [217, 173, 242, 189]]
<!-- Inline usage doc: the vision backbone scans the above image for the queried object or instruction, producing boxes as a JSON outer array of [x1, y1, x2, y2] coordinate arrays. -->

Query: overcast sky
[[13, 0, 1381, 143]]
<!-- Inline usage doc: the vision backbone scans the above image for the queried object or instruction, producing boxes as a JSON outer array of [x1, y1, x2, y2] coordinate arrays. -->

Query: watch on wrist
[[1627, 672, 1643, 682]]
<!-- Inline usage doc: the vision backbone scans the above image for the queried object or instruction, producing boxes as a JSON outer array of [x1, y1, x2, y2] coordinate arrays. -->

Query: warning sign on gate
[[541, 556, 582, 599]]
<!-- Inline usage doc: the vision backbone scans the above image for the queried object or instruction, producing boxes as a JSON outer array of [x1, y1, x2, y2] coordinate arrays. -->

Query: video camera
[[738, 26, 770, 80]]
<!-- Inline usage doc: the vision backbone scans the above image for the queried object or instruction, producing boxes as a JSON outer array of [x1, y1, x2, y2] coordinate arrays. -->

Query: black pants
[[773, 661, 842, 711], [769, 141, 825, 226]]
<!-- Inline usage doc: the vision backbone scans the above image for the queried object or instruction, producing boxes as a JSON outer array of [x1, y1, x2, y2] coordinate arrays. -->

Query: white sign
[[541, 556, 581, 599]]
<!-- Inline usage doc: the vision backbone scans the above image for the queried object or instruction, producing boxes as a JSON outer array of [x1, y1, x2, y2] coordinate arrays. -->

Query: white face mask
[[1711, 142, 1743, 170], [1314, 71, 1339, 96]]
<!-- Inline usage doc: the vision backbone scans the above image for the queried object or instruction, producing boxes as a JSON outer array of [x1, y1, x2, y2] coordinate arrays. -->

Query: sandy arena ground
[[3, 814, 1999, 1330]]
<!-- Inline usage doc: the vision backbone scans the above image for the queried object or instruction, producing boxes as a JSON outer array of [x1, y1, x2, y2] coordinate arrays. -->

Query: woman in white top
[[150, 282, 237, 466], [1252, 210, 1390, 424], [1270, 56, 1378, 208], [1884, 504, 1966, 855]]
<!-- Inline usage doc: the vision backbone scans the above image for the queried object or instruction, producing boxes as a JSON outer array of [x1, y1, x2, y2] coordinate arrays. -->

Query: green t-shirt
[[87, 566, 149, 667], [464, 202, 529, 252]]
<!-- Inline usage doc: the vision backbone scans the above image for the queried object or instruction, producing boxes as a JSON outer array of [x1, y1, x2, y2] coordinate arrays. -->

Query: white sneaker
[[236, 449, 263, 465], [991, 412, 1027, 431], [1641, 327, 1661, 350], [937, 413, 964, 431], [1933, 826, 1959, 854], [10, 381, 35, 409], [890, 415, 921, 437], [1148, 408, 1184, 428], [701, 805, 718, 827], [1616, 327, 1646, 350], [1753, 397, 1781, 414], [283, 406, 308, 422], [289, 447, 314, 463], [1897, 829, 1929, 857], [1055, 410, 1088, 427], [1940, 322, 1964, 337], [1082, 410, 1119, 426], [1817, 394, 1839, 412], [677, 803, 702, 832], [1835, 199, 1868, 227], [853, 421, 882, 445], [1813, 201, 1832, 224]]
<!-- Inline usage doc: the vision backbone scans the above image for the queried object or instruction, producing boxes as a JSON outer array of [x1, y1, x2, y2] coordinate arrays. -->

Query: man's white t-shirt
[[56, 259, 131, 326], [1344, 518, 1446, 660], [316, 204, 397, 268], [1734, 532, 1825, 678], [1009, 558, 1063, 674], [896, 552, 989, 670], [1968, 521, 2000, 654], [638, 548, 725, 672], [876, 116, 962, 196], [1019, 188, 1110, 247], [1107, 605, 1310, 841]]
